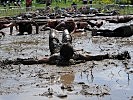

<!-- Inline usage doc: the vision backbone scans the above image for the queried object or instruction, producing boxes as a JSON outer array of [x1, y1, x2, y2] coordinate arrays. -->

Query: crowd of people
[[0, 0, 22, 7], [0, 0, 33, 11]]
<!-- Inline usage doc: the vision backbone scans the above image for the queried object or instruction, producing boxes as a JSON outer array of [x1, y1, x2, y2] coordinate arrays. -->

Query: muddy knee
[[27, 24, 32, 34]]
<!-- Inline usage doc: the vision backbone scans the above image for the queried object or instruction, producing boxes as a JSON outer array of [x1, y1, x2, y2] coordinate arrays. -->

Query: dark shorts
[[46, 2, 51, 6], [89, 1, 92, 4], [83, 1, 87, 4]]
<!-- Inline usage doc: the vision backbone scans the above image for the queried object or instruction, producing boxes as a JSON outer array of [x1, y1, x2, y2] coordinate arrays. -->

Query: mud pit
[[0, 19, 133, 100]]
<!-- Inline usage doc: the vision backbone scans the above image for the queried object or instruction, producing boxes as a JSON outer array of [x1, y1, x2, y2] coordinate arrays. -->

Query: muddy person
[[10, 15, 39, 35], [41, 19, 76, 33], [41, 19, 103, 33], [10, 22, 39, 35], [46, 0, 52, 7], [71, 2, 77, 11], [0, 22, 15, 36], [106, 16, 133, 23], [26, 0, 32, 11], [92, 24, 133, 37], [1, 43, 131, 66], [1, 29, 131, 66]]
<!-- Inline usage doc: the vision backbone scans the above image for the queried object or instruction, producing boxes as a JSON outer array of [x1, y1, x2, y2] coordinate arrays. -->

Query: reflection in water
[[81, 64, 94, 83], [60, 73, 75, 87], [122, 59, 131, 86]]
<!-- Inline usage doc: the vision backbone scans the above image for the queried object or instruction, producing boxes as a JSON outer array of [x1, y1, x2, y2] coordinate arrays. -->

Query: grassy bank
[[0, 1, 133, 17]]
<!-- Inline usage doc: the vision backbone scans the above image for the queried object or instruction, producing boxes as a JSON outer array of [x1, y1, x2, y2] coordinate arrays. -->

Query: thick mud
[[0, 20, 133, 100]]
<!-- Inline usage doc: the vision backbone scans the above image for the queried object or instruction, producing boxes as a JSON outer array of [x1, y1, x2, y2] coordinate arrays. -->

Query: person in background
[[71, 2, 77, 11], [45, 0, 52, 7], [92, 24, 133, 37], [26, 0, 32, 11], [14, 0, 21, 6], [83, 0, 88, 5], [89, 0, 92, 7]]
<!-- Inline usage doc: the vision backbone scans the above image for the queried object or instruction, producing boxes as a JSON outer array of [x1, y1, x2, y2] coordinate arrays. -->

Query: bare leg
[[9, 23, 18, 35]]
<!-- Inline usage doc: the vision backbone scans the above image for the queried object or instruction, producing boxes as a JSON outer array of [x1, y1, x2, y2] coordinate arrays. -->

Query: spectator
[[46, 0, 52, 7], [26, 0, 32, 11], [16, 0, 21, 7], [89, 0, 92, 7], [71, 2, 77, 11]]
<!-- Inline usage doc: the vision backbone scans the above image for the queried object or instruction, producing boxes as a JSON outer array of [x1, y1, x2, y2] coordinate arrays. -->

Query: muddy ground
[[0, 19, 133, 100]]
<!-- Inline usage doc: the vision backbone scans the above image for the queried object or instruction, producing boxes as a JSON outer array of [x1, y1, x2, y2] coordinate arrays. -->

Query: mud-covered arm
[[0, 57, 49, 66], [0, 54, 61, 66], [55, 22, 66, 31], [32, 21, 39, 34], [73, 53, 109, 61], [73, 51, 131, 61]]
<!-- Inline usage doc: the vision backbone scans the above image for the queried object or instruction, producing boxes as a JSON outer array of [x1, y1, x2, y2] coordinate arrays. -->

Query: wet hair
[[60, 43, 74, 61]]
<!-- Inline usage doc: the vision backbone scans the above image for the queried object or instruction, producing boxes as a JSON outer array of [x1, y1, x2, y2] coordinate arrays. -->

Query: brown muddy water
[[0, 20, 133, 100]]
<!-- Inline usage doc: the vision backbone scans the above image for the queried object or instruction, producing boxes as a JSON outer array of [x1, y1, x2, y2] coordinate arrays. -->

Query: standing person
[[16, 0, 21, 6], [89, 0, 92, 7], [45, 0, 52, 7], [71, 2, 77, 11], [0, 22, 15, 30], [26, 0, 32, 11]]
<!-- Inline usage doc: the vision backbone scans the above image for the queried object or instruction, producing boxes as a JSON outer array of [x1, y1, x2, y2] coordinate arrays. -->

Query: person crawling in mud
[[1, 42, 131, 66], [41, 19, 103, 33], [92, 24, 133, 37], [1, 29, 131, 66], [106, 15, 133, 23], [10, 14, 39, 35], [0, 22, 15, 36]]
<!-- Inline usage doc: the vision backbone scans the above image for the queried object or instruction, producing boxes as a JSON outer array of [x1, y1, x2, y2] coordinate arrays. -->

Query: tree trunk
[[131, 0, 133, 5]]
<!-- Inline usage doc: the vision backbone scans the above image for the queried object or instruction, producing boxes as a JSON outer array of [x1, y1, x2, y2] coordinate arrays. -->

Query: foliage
[[101, 0, 114, 4]]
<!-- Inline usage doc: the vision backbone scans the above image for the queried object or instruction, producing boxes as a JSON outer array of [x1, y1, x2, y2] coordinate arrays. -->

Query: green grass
[[0, 1, 133, 17]]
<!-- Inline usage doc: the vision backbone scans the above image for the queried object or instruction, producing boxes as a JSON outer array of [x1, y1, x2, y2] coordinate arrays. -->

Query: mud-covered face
[[60, 43, 74, 61]]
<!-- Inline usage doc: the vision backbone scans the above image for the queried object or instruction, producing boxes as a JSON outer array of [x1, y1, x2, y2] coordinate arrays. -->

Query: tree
[[102, 0, 113, 4], [131, 0, 133, 4]]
